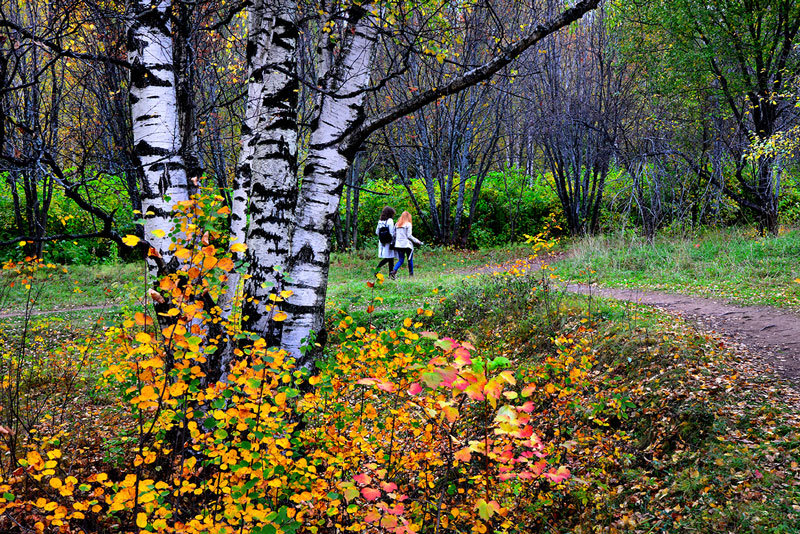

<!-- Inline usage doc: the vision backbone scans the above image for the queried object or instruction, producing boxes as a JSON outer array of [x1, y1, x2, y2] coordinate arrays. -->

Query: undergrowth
[[427, 265, 800, 532]]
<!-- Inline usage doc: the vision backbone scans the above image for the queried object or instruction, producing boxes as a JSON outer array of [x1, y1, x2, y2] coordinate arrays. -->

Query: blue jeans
[[392, 248, 414, 275]]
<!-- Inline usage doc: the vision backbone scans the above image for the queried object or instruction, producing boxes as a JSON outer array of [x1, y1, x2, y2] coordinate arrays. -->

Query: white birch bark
[[222, 0, 295, 315], [235, 0, 300, 337], [279, 7, 379, 367], [128, 0, 189, 276]]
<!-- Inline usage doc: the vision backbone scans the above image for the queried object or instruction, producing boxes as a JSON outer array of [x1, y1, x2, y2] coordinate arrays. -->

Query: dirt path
[[567, 285, 800, 382]]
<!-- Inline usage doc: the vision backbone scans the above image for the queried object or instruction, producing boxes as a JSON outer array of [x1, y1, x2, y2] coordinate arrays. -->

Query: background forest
[[0, 0, 798, 262]]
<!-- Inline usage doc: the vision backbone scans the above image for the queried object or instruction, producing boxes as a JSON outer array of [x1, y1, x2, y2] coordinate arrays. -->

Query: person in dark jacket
[[375, 206, 397, 273]]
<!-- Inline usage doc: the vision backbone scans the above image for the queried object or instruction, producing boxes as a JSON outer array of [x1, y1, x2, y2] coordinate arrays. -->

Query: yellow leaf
[[135, 332, 152, 344], [230, 242, 247, 253], [273, 311, 288, 322], [122, 235, 140, 247], [152, 229, 166, 238], [136, 512, 148, 528], [175, 247, 192, 260]]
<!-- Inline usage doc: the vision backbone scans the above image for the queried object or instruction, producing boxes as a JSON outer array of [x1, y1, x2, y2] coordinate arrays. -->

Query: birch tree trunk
[[128, 0, 190, 275], [279, 6, 378, 367], [225, 0, 299, 328]]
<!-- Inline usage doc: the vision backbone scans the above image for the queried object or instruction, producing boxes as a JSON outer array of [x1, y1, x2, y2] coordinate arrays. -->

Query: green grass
[[556, 227, 800, 308], [0, 262, 145, 315]]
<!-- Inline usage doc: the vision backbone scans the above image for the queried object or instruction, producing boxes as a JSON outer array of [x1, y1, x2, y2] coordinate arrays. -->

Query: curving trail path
[[567, 284, 800, 383]]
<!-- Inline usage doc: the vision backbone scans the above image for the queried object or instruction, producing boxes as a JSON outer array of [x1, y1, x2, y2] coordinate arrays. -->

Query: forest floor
[[2, 237, 799, 531]]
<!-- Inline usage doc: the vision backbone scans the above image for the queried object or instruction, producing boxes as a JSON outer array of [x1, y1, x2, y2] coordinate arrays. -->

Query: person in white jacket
[[390, 211, 422, 279], [375, 206, 397, 274]]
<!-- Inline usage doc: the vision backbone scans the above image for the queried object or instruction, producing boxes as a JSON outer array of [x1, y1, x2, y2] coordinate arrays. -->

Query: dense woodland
[[1, 0, 800, 532]]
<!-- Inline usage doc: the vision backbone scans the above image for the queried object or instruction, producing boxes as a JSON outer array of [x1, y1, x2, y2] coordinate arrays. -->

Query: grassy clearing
[[327, 244, 532, 329], [556, 227, 800, 309], [0, 262, 144, 314]]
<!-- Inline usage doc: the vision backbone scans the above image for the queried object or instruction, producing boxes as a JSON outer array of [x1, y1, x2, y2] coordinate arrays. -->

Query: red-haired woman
[[390, 211, 422, 279]]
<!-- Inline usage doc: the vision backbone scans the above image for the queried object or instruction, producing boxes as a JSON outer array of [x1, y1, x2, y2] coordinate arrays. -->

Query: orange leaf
[[217, 257, 234, 272], [454, 448, 471, 462]]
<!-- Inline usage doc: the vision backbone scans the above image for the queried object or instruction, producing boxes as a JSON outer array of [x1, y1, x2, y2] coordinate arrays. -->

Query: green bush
[[0, 171, 135, 264], [337, 168, 562, 249]]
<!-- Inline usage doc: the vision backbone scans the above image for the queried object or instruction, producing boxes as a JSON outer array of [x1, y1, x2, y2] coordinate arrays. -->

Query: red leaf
[[377, 380, 396, 392], [380, 481, 397, 492], [544, 466, 570, 483], [361, 487, 381, 501], [353, 473, 372, 485], [407, 382, 423, 395]]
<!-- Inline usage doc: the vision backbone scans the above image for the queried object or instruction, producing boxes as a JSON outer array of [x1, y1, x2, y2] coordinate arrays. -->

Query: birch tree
[[128, 0, 191, 273]]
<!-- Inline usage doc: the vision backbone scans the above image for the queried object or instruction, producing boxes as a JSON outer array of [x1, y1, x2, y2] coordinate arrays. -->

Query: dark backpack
[[378, 223, 393, 245]]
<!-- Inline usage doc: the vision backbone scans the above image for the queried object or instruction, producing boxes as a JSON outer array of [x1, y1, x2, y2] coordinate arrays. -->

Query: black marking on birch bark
[[245, 228, 287, 245], [254, 137, 294, 150], [134, 140, 170, 157], [137, 6, 171, 34], [271, 22, 298, 50], [129, 62, 172, 89], [246, 40, 258, 64], [137, 205, 172, 218], [134, 114, 159, 122], [250, 183, 298, 210], [261, 84, 298, 108], [251, 151, 295, 165], [148, 162, 187, 172], [280, 302, 325, 315], [295, 243, 315, 264]]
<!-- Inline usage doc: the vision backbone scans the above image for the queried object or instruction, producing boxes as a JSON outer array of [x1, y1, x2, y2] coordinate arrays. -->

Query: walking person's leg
[[391, 249, 406, 279], [407, 249, 414, 276]]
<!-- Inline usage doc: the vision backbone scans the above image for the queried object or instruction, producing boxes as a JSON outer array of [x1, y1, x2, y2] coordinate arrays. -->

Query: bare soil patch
[[569, 284, 800, 383]]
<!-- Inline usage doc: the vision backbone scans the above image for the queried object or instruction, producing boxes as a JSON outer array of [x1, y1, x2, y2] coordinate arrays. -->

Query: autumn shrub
[[0, 194, 573, 533]]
